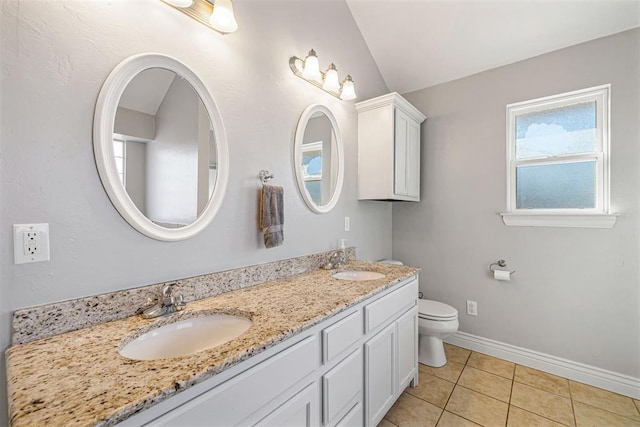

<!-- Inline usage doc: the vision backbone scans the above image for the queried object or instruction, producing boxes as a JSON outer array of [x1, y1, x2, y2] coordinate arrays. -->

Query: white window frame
[[501, 84, 617, 228], [113, 138, 126, 187]]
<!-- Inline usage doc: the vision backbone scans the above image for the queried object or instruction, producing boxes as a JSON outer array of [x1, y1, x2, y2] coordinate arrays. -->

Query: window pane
[[516, 161, 596, 209], [304, 180, 321, 205], [113, 139, 124, 157], [515, 101, 596, 159]]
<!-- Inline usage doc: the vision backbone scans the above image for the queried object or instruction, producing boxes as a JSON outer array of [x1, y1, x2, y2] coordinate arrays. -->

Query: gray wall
[[0, 0, 391, 422], [395, 29, 640, 378]]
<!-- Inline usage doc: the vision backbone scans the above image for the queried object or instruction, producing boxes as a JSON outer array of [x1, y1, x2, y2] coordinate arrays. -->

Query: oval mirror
[[93, 54, 229, 241], [293, 105, 344, 213]]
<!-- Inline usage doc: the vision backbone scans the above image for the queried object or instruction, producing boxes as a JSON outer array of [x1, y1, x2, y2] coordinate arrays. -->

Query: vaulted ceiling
[[346, 0, 640, 94]]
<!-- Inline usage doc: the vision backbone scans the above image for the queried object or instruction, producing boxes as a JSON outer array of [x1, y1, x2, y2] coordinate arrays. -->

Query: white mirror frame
[[93, 53, 229, 241], [293, 104, 344, 214]]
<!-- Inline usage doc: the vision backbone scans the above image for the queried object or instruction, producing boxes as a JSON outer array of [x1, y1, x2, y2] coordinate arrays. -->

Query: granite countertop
[[6, 261, 419, 427]]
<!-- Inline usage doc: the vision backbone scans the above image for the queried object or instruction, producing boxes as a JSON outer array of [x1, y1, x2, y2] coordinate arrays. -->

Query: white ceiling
[[346, 0, 640, 94], [119, 68, 176, 115]]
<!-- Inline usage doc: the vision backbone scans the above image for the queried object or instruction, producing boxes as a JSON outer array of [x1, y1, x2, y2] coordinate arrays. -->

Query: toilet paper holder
[[488, 260, 516, 276]]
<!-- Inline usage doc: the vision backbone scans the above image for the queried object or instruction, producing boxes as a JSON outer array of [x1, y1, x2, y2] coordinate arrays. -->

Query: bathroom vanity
[[6, 261, 419, 427]]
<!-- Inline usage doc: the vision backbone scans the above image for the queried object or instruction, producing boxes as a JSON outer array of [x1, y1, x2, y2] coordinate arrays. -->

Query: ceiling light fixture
[[289, 49, 357, 101], [160, 0, 238, 34]]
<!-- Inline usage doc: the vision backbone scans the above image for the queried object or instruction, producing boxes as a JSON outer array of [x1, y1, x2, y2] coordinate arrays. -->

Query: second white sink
[[119, 313, 252, 361], [332, 270, 385, 281]]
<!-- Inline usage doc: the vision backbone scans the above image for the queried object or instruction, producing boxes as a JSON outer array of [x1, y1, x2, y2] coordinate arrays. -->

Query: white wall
[[125, 140, 147, 215], [0, 0, 391, 422], [147, 76, 200, 226], [394, 29, 640, 379]]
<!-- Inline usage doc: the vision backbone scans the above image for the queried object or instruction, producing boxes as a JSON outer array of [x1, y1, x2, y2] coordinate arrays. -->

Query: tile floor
[[379, 344, 640, 427]]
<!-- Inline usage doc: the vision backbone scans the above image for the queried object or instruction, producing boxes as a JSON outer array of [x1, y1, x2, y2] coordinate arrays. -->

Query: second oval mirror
[[293, 105, 344, 213]]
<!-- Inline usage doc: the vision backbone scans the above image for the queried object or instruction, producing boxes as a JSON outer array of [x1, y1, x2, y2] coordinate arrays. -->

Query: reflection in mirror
[[94, 53, 229, 241], [301, 112, 338, 206], [113, 68, 216, 228], [294, 105, 344, 214]]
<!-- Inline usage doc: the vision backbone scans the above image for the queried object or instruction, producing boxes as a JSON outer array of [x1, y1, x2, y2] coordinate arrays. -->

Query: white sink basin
[[119, 314, 252, 360], [332, 270, 385, 281]]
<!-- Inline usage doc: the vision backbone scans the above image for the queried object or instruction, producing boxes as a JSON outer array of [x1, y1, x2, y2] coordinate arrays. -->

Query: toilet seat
[[418, 299, 458, 321]]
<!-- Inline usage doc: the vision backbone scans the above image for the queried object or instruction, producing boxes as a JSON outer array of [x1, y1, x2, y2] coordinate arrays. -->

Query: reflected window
[[302, 141, 323, 205], [506, 85, 610, 213], [113, 138, 126, 186]]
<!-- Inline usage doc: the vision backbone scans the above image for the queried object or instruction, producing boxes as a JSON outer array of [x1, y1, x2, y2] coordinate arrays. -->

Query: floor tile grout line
[[512, 379, 571, 399], [509, 402, 576, 427], [571, 399, 640, 423], [455, 383, 511, 404], [409, 346, 640, 427], [505, 372, 515, 427], [460, 349, 574, 426], [435, 349, 480, 426]]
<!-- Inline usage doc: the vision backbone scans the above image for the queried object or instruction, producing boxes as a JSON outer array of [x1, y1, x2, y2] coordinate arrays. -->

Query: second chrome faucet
[[138, 282, 187, 319]]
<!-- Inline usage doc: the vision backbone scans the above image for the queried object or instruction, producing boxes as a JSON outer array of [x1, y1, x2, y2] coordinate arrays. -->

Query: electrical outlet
[[466, 300, 478, 316], [344, 216, 350, 232], [14, 223, 50, 264], [24, 231, 40, 255]]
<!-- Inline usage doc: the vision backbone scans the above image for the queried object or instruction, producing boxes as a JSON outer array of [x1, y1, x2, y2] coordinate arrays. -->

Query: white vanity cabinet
[[356, 92, 426, 201], [364, 279, 419, 426], [117, 276, 418, 427]]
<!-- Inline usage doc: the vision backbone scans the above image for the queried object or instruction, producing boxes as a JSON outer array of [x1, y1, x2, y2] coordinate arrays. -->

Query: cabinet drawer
[[322, 348, 362, 426], [322, 310, 363, 363], [364, 279, 417, 333], [150, 336, 319, 426]]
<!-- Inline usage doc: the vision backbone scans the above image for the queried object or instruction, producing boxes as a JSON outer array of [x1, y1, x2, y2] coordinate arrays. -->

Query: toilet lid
[[418, 299, 458, 320]]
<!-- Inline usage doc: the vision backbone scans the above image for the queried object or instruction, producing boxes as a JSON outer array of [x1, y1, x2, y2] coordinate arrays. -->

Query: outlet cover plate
[[13, 223, 50, 264]]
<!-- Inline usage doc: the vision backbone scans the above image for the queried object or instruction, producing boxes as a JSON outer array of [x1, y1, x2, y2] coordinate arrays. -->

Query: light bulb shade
[[340, 75, 357, 100], [302, 49, 321, 82], [165, 0, 194, 6], [209, 0, 238, 33], [322, 64, 340, 93]]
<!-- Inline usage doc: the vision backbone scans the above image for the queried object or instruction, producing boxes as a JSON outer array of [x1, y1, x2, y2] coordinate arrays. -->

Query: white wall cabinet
[[356, 92, 426, 201], [117, 277, 418, 427]]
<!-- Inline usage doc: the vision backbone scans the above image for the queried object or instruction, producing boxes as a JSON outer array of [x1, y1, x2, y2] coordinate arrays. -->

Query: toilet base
[[419, 335, 447, 367]]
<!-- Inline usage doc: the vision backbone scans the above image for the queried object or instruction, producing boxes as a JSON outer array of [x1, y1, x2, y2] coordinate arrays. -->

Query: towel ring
[[259, 170, 274, 185]]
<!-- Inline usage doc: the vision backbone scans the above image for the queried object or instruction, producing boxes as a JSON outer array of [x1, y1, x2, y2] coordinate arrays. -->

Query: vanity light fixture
[[160, 0, 238, 34], [289, 50, 357, 101]]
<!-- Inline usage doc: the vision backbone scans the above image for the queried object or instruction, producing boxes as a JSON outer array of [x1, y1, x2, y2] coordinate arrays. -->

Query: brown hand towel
[[259, 185, 284, 248]]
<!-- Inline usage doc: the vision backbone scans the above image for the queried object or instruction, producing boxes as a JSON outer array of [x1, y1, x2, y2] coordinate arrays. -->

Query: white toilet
[[378, 259, 459, 367], [418, 299, 459, 367]]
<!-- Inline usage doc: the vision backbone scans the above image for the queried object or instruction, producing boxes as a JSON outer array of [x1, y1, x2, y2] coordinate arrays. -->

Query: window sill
[[500, 213, 618, 228]]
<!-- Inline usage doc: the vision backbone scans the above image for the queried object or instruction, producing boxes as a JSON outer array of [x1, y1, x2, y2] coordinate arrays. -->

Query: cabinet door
[[256, 382, 319, 427], [406, 119, 421, 199], [394, 108, 410, 197], [396, 307, 418, 393], [335, 402, 362, 427], [364, 323, 396, 427], [323, 348, 362, 426]]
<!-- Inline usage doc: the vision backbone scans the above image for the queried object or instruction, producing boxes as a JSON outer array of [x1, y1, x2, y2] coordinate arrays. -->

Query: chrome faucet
[[138, 282, 187, 319], [323, 250, 347, 270]]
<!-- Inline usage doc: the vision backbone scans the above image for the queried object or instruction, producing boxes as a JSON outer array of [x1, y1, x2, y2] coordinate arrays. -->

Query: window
[[113, 138, 126, 186], [301, 141, 323, 205], [502, 85, 617, 228]]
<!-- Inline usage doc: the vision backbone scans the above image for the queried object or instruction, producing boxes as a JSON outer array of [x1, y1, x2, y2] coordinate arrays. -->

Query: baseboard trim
[[445, 332, 640, 399]]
